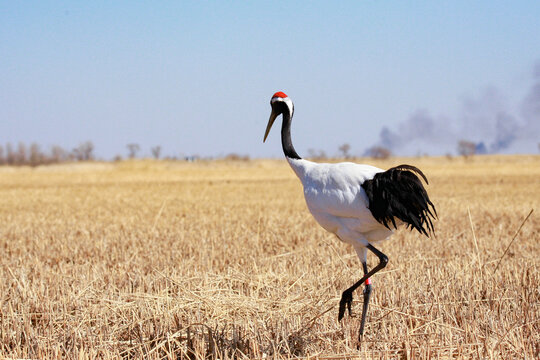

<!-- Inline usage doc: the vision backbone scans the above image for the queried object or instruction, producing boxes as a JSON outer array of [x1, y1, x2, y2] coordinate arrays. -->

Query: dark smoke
[[374, 110, 456, 156], [490, 112, 518, 153], [367, 61, 540, 155]]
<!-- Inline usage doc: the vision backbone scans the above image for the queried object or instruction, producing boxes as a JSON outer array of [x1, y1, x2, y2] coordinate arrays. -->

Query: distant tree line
[[0, 141, 253, 166], [0, 141, 94, 166]]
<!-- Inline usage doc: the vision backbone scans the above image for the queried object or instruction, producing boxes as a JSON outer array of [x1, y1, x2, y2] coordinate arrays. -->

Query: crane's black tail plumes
[[362, 164, 437, 236]]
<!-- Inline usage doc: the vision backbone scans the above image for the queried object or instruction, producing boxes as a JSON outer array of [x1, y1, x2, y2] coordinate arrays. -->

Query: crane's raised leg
[[338, 244, 388, 340]]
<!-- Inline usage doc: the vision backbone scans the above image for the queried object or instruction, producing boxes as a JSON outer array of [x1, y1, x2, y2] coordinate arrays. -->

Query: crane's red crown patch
[[272, 91, 288, 99]]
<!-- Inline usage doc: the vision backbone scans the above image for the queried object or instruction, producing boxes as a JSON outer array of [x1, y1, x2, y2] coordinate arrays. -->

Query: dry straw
[[0, 156, 538, 359]]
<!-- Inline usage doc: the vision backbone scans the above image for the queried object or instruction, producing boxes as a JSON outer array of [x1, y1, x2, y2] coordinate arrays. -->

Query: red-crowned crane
[[263, 91, 436, 340]]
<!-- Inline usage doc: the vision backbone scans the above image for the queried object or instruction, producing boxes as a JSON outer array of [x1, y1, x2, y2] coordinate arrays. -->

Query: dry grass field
[[0, 155, 538, 359]]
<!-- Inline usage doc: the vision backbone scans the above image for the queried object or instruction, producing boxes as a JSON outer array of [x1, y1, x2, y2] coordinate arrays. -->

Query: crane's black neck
[[281, 109, 301, 160]]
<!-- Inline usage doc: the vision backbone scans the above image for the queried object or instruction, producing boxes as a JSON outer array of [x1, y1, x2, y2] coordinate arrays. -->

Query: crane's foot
[[356, 335, 363, 350], [338, 290, 354, 321]]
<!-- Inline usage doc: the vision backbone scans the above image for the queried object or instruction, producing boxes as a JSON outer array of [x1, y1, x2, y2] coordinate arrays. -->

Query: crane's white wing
[[287, 158, 394, 244]]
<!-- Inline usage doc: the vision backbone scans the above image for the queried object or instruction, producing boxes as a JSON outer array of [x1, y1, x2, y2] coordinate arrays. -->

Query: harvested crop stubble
[[0, 156, 538, 359]]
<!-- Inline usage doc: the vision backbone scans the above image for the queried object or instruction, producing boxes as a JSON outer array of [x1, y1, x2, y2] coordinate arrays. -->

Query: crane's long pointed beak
[[263, 110, 278, 142]]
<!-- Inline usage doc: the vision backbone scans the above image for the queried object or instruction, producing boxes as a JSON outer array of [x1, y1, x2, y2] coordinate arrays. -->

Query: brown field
[[0, 155, 538, 359]]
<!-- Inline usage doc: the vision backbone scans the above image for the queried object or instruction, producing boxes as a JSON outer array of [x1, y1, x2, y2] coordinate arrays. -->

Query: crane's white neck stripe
[[271, 96, 294, 117]]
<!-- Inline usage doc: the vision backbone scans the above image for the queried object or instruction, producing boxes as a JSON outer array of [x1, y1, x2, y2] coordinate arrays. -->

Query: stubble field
[[0, 156, 538, 359]]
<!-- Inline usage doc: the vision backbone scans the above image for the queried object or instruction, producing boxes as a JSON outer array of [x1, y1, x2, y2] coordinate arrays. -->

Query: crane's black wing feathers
[[361, 164, 437, 236]]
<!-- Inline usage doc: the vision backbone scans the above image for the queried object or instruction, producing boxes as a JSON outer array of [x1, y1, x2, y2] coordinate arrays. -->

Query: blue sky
[[1, 1, 539, 158]]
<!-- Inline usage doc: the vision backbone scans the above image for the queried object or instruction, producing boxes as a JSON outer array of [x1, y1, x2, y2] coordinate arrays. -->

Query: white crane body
[[287, 158, 394, 255]]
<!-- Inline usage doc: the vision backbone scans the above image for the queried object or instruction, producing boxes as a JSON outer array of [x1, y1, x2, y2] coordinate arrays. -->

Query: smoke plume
[[367, 61, 540, 155]]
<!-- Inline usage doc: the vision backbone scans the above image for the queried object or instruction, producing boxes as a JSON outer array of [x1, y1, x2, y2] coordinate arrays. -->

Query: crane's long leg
[[358, 262, 372, 337], [338, 244, 388, 337]]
